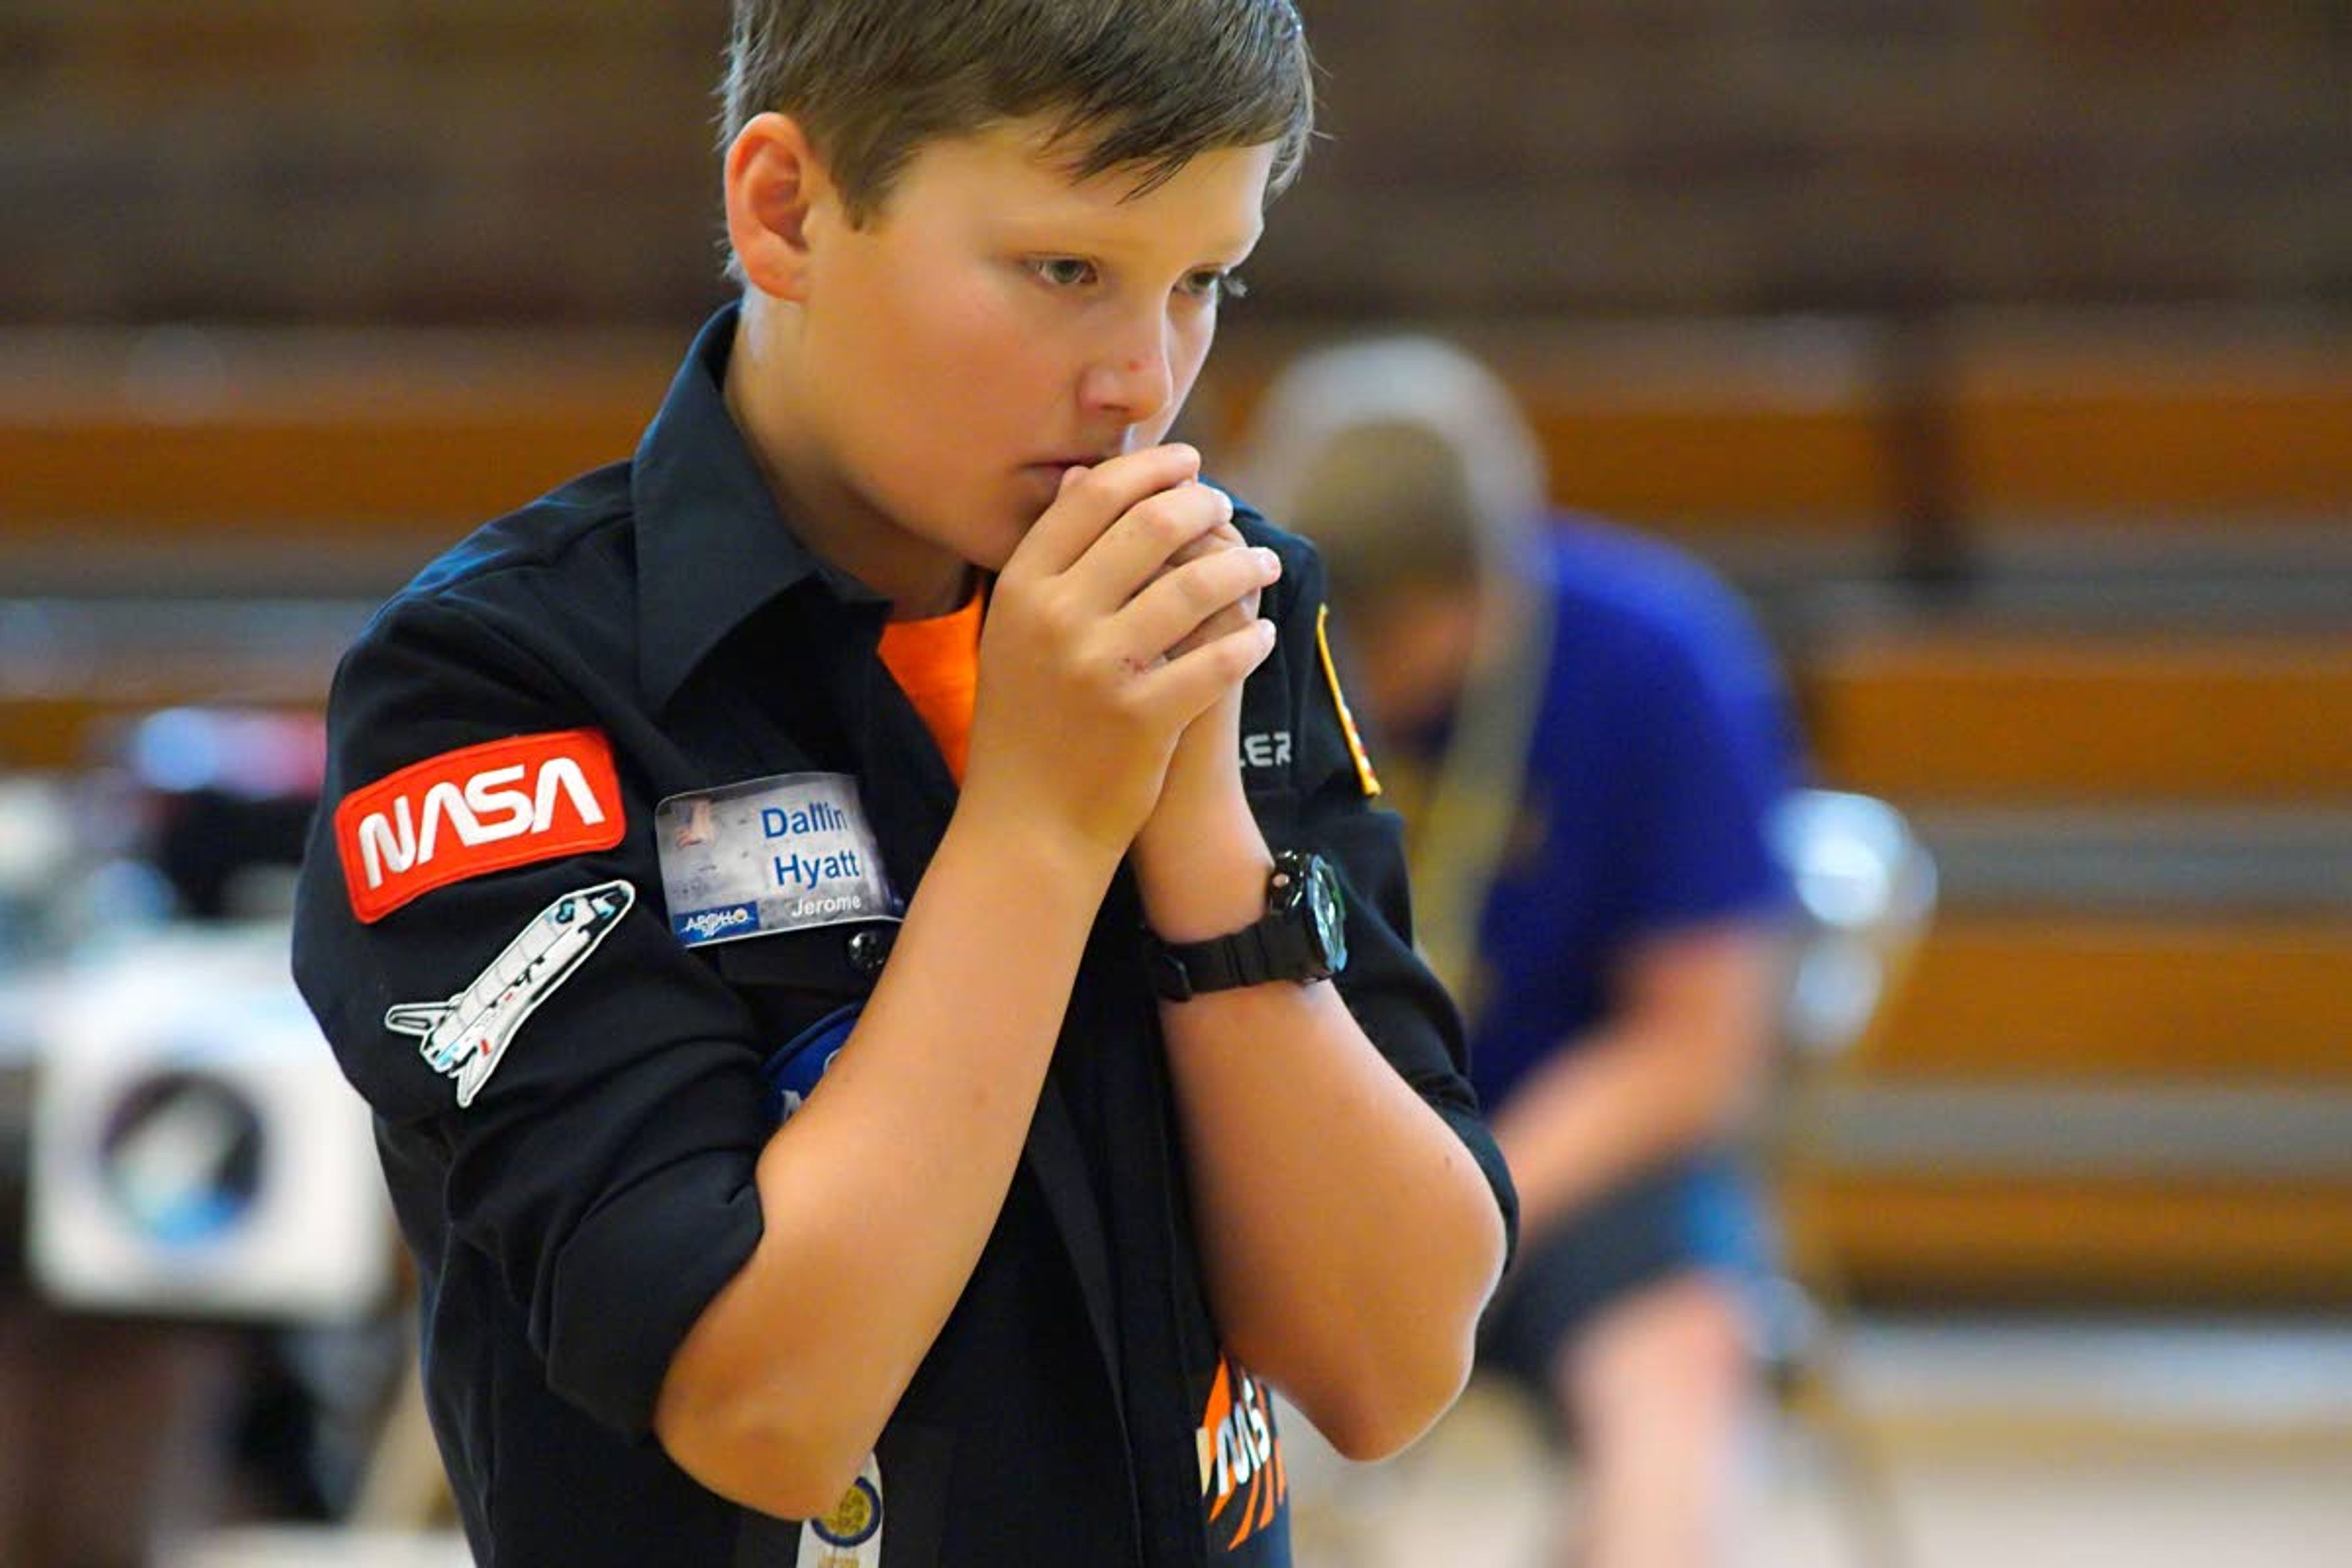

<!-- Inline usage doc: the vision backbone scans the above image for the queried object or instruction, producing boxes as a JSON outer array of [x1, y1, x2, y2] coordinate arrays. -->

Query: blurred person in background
[[1243, 337, 1803, 1567]]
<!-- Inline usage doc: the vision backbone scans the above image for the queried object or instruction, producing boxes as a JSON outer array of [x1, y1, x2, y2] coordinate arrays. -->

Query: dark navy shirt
[[290, 306, 1515, 1567], [1468, 519, 1799, 1114]]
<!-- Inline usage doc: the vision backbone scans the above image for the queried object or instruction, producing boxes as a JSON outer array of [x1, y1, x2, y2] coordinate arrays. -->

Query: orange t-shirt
[[876, 590, 982, 785]]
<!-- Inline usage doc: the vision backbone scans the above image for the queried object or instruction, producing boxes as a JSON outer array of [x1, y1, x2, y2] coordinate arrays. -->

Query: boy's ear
[[725, 112, 832, 301]]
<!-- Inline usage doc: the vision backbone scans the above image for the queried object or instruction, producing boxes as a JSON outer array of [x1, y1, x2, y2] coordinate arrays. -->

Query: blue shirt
[[1468, 518, 1800, 1114]]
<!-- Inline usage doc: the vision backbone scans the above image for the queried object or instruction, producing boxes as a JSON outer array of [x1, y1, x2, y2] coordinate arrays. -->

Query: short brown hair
[[722, 0, 1315, 227]]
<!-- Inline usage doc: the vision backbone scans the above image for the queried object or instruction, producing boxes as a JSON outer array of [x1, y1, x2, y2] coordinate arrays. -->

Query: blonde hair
[[1239, 335, 1547, 595]]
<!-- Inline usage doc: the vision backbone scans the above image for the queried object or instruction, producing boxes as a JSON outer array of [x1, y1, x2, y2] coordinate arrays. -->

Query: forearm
[[1132, 729, 1503, 1457], [1159, 978, 1506, 1458], [656, 810, 1115, 1517]]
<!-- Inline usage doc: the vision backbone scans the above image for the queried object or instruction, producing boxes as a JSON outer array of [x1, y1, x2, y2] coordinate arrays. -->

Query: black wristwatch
[[1146, 849, 1349, 1001]]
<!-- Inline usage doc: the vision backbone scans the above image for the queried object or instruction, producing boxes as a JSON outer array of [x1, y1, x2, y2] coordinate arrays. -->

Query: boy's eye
[[1182, 270, 1249, 303], [1029, 257, 1099, 288]]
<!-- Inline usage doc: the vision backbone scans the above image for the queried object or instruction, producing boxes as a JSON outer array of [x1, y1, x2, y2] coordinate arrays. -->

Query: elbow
[[739, 1442, 872, 1528], [654, 1378, 873, 1522], [1316, 1216, 1505, 1462], [650, 1212, 900, 1521], [1310, 1333, 1477, 1463], [1284, 1290, 1484, 1464]]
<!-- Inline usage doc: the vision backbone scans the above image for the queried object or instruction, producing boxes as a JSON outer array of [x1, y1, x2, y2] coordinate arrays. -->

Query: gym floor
[[1284, 1311, 2352, 1568], [171, 1311, 2352, 1567]]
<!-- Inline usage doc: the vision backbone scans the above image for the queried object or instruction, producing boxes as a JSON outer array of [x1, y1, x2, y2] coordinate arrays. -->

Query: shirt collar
[[632, 302, 886, 710]]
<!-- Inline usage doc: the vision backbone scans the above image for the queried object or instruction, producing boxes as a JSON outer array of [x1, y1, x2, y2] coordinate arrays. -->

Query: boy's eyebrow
[[1206, 226, 1265, 265], [992, 209, 1265, 267], [1172, 211, 1266, 265]]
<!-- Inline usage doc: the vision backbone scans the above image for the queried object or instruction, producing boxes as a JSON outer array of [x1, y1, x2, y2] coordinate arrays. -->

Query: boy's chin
[[990, 502, 1058, 559], [959, 523, 1024, 576]]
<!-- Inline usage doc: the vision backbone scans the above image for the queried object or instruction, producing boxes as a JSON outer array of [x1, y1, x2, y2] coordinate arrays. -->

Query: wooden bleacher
[[1947, 319, 2352, 515], [9, 312, 2346, 523], [1762, 315, 2352, 1304], [0, 328, 671, 530], [4, 311, 2349, 1304], [1872, 911, 2352, 1084], [1807, 629, 2352, 804], [0, 329, 675, 770], [1813, 1177, 2352, 1304]]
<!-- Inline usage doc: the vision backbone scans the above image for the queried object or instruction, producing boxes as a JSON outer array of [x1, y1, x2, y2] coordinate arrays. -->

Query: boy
[[290, 4, 1515, 1565]]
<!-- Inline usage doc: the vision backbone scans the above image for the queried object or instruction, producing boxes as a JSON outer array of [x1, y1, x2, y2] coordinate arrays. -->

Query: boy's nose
[[1080, 320, 1175, 427]]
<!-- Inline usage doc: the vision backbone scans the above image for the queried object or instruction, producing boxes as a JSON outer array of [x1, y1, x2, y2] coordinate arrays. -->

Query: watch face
[[1304, 856, 1348, 975]]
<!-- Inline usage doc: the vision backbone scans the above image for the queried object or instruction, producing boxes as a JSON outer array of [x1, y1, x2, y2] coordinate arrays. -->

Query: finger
[[1164, 594, 1259, 663], [1159, 516, 1248, 573], [1062, 479, 1236, 609], [1005, 445, 1204, 579], [1112, 543, 1281, 666], [1152, 523, 1259, 659], [1126, 615, 1280, 727]]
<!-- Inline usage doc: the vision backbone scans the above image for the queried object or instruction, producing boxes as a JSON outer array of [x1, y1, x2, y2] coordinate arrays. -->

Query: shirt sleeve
[[1242, 523, 1520, 1262], [290, 594, 771, 1437]]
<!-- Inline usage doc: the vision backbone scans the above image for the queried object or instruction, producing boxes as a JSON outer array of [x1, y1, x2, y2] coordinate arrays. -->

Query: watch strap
[[1147, 850, 1336, 1001], [1150, 921, 1283, 1001]]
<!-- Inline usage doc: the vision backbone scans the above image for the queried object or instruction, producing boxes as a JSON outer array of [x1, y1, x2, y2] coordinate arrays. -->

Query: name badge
[[655, 773, 900, 948]]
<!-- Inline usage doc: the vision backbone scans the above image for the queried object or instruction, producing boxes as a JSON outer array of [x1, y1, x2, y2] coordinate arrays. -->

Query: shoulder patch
[[385, 880, 635, 1107], [334, 728, 626, 923], [1314, 605, 1382, 799]]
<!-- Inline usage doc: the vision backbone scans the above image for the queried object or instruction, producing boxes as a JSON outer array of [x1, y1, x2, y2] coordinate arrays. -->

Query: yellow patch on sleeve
[[1314, 603, 1382, 799]]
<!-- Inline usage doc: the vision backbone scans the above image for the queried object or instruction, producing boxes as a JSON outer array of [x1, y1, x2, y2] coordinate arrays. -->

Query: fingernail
[[1254, 547, 1281, 576]]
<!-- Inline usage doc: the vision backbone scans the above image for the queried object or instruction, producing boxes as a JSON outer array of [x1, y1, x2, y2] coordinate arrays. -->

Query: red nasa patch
[[333, 729, 626, 922]]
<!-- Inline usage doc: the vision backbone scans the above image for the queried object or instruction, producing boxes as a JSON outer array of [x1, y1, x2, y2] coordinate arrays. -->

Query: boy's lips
[[1020, 455, 1115, 490]]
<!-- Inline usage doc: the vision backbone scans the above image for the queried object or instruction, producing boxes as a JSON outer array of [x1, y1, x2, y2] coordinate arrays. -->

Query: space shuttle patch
[[385, 880, 635, 1107]]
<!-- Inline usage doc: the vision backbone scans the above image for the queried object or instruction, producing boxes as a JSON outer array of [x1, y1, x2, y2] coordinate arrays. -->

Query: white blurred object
[[0, 773, 83, 960], [1772, 788, 1939, 1063], [0, 774, 78, 895], [26, 922, 394, 1323]]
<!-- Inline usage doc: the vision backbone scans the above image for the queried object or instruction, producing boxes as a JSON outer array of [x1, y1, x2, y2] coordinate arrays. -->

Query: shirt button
[[846, 927, 892, 977]]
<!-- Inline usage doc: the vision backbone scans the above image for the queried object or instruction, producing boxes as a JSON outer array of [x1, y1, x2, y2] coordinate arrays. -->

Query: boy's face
[[774, 119, 1274, 600]]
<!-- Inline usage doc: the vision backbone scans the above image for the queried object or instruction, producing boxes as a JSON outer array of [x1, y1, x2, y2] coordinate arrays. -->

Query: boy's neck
[[723, 297, 976, 620]]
